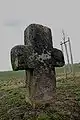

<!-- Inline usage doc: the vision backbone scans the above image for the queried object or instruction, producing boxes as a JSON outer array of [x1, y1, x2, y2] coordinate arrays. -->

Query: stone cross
[[10, 24, 64, 105]]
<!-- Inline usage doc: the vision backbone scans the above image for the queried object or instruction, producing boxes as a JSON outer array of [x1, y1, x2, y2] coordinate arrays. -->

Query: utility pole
[[60, 41, 67, 78], [60, 30, 74, 78], [62, 30, 71, 73], [68, 37, 75, 77]]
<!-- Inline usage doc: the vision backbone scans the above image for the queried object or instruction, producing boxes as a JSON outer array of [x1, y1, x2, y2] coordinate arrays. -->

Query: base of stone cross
[[25, 93, 56, 108], [25, 67, 56, 108], [25, 92, 57, 109]]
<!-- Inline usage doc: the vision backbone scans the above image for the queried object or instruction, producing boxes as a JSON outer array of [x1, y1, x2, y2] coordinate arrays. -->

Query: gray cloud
[[4, 19, 22, 27]]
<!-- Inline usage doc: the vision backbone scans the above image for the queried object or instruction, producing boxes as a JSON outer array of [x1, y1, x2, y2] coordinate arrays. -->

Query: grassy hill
[[0, 64, 80, 120]]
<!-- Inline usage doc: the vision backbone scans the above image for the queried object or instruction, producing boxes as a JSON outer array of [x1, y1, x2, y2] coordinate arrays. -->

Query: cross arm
[[10, 45, 34, 71], [51, 48, 65, 67]]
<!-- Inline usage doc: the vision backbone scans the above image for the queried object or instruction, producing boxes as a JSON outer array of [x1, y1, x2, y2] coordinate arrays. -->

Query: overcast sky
[[0, 0, 80, 71]]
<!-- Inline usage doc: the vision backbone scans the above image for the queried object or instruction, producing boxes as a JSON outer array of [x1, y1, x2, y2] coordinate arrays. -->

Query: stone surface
[[11, 45, 35, 70], [24, 24, 53, 53], [10, 23, 65, 105], [24, 24, 64, 104]]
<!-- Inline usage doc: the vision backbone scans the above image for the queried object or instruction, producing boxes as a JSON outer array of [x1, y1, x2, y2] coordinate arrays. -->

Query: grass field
[[0, 64, 80, 120]]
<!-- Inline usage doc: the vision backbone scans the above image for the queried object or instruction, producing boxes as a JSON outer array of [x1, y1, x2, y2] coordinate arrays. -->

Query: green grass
[[0, 64, 80, 120], [56, 63, 80, 73]]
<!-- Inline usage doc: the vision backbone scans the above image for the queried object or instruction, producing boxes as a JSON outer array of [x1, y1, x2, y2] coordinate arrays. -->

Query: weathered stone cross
[[10, 24, 64, 105]]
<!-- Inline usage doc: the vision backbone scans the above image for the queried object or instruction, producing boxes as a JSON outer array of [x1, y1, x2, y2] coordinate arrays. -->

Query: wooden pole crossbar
[[60, 40, 69, 45]]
